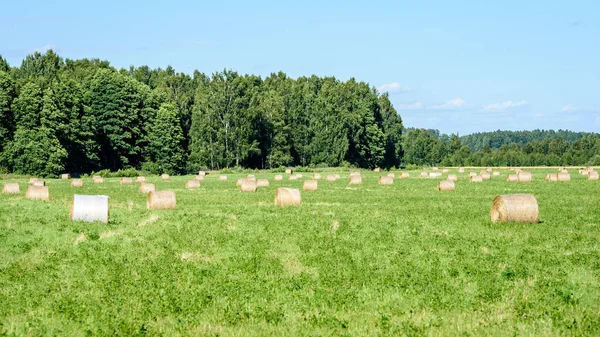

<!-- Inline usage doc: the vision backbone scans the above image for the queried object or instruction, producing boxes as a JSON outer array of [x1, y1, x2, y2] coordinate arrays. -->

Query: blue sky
[[1, 0, 599, 135]]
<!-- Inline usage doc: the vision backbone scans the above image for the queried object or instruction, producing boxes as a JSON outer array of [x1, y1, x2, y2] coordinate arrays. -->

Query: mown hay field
[[1, 168, 599, 336]]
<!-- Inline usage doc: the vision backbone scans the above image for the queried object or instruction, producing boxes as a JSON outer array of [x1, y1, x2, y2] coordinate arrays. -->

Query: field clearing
[[1, 169, 599, 336]]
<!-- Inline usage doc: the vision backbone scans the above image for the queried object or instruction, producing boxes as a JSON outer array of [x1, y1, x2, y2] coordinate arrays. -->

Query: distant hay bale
[[458, 167, 465, 173], [560, 169, 569, 174], [588, 166, 594, 172], [349, 175, 363, 185], [333, 174, 341, 179], [493, 171, 500, 176], [303, 180, 318, 191], [295, 173, 303, 178], [545, 173, 558, 181], [429, 172, 440, 178], [437, 180, 455, 191], [136, 176, 146, 182], [274, 174, 283, 181], [515, 168, 522, 173], [161, 174, 170, 181], [579, 169, 588, 176], [120, 177, 133, 185], [61, 174, 71, 180], [2, 183, 20, 194], [589, 171, 599, 180], [558, 167, 565, 171], [486, 167, 492, 172], [313, 173, 322, 180], [480, 172, 491, 180], [240, 179, 257, 192], [93, 176, 104, 184], [387, 172, 395, 178], [447, 174, 457, 182], [432, 167, 438, 171], [507, 174, 518, 182], [326, 175, 337, 182], [379, 176, 393, 185], [139, 183, 156, 194], [194, 175, 204, 181], [186, 180, 200, 189], [257, 179, 269, 187], [557, 172, 570, 181], [468, 172, 477, 178], [198, 171, 206, 176], [289, 175, 298, 181], [26, 186, 49, 201], [420, 172, 428, 178], [70, 195, 109, 223], [247, 174, 256, 181], [71, 179, 83, 187], [33, 180, 45, 187], [491, 194, 538, 223], [442, 169, 449, 173], [285, 169, 293, 175], [470, 176, 483, 183], [29, 178, 39, 184], [373, 168, 381, 172], [147, 190, 177, 209], [350, 172, 361, 177], [274, 188, 301, 206], [517, 171, 532, 182], [400, 172, 409, 179], [219, 175, 227, 181]]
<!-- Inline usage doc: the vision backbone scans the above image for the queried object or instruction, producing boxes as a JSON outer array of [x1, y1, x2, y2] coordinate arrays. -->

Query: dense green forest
[[0, 51, 598, 176]]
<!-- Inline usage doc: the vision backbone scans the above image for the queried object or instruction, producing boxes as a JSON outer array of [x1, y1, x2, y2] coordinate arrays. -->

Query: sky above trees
[[1, 0, 599, 134]]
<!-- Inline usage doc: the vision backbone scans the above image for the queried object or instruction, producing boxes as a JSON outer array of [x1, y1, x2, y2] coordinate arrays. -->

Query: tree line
[[0, 51, 598, 177]]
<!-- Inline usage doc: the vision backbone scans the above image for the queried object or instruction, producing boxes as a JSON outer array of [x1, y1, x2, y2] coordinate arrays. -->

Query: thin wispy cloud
[[396, 102, 423, 110], [482, 100, 528, 112], [378, 82, 410, 94], [561, 104, 599, 113], [561, 104, 577, 112], [431, 97, 465, 110]]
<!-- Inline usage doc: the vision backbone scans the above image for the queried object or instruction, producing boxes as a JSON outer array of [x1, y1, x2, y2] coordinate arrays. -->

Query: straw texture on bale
[[198, 171, 206, 176], [557, 172, 570, 181], [349, 175, 363, 185], [285, 169, 293, 174], [274, 174, 283, 181], [313, 173, 322, 180], [507, 174, 518, 182], [420, 172, 428, 178], [70, 195, 109, 223], [491, 194, 538, 223], [219, 175, 227, 181], [373, 168, 381, 172], [139, 183, 156, 194], [480, 172, 491, 180], [470, 176, 483, 182], [545, 173, 558, 182], [256, 179, 269, 187], [71, 179, 83, 187], [120, 177, 133, 185], [400, 172, 409, 179], [147, 190, 177, 210], [379, 176, 393, 185], [517, 171, 532, 182], [29, 178, 38, 184], [161, 174, 170, 181], [2, 183, 20, 194], [588, 171, 599, 180], [437, 180, 455, 191], [93, 177, 104, 184], [61, 174, 71, 179], [275, 188, 301, 206], [33, 180, 45, 187], [493, 171, 500, 176], [303, 180, 318, 191], [288, 175, 298, 180], [326, 175, 337, 182], [26, 186, 49, 200], [240, 179, 257, 192], [447, 174, 457, 182], [186, 180, 200, 189], [458, 167, 465, 173], [136, 176, 146, 182], [194, 175, 204, 181]]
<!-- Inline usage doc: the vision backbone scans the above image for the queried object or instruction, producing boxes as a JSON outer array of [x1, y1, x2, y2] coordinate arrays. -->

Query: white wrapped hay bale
[[2, 183, 20, 194], [275, 188, 301, 206], [147, 190, 177, 209], [70, 195, 109, 223]]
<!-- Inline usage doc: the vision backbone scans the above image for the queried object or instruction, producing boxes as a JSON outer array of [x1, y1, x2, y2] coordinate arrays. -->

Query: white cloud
[[534, 112, 544, 118], [396, 102, 423, 110], [482, 100, 528, 112], [561, 104, 577, 112], [431, 97, 465, 110], [377, 82, 410, 94]]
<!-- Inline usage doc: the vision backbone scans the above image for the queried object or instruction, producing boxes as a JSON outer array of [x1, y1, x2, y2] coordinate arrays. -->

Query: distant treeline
[[0, 51, 598, 177]]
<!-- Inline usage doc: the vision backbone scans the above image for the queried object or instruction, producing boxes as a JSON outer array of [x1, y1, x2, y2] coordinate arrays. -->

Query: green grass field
[[1, 169, 599, 336]]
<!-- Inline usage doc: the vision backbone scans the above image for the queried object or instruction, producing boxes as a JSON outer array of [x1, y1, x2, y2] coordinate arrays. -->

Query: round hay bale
[[437, 180, 455, 191], [579, 169, 587, 176], [420, 172, 428, 178], [480, 172, 491, 180], [588, 171, 599, 180], [400, 172, 409, 179], [350, 172, 361, 177], [373, 168, 381, 172], [313, 173, 322, 180], [186, 180, 200, 189], [274, 174, 283, 181], [349, 175, 362, 185], [558, 167, 565, 172], [194, 175, 204, 181], [326, 175, 337, 182], [303, 180, 318, 191], [161, 174, 170, 181], [236, 178, 243, 186], [33, 180, 46, 187], [70, 195, 109, 223], [507, 174, 518, 182], [432, 167, 439, 171], [470, 176, 483, 183], [429, 172, 440, 178], [147, 190, 177, 210], [2, 183, 20, 194], [386, 172, 395, 178], [240, 179, 257, 192], [557, 172, 570, 181], [247, 174, 256, 181], [587, 166, 594, 172], [491, 194, 538, 223], [120, 177, 133, 185], [493, 171, 500, 176], [517, 171, 532, 182], [295, 173, 303, 179], [198, 171, 206, 177], [458, 167, 465, 173], [486, 167, 492, 172], [545, 173, 558, 181], [285, 169, 293, 175], [26, 186, 49, 201], [93, 177, 104, 184], [257, 179, 269, 187], [219, 175, 228, 181], [29, 178, 39, 185], [379, 176, 393, 185], [139, 183, 156, 194], [275, 188, 301, 206], [136, 176, 146, 183], [333, 174, 341, 179], [560, 169, 569, 174], [468, 172, 477, 178], [288, 175, 298, 181], [442, 169, 449, 173], [71, 179, 83, 187], [447, 174, 457, 182], [61, 174, 71, 180]]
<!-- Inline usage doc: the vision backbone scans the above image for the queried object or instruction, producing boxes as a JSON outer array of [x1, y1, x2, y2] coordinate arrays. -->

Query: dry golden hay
[[198, 171, 206, 176], [120, 177, 133, 185], [373, 168, 381, 172], [470, 176, 483, 183], [517, 171, 532, 182], [161, 174, 170, 181], [349, 175, 363, 185], [2, 183, 20, 194], [147, 190, 177, 210], [61, 174, 71, 179], [186, 180, 200, 189], [303, 179, 318, 191], [70, 194, 109, 223], [313, 173, 322, 180], [557, 172, 571, 181], [194, 175, 204, 181], [71, 179, 83, 187], [560, 169, 568, 174], [447, 174, 458, 182], [545, 173, 558, 182], [93, 176, 104, 184], [247, 174, 256, 181], [491, 194, 538, 223], [350, 171, 361, 177], [442, 169, 449, 173], [139, 183, 156, 194], [285, 168, 293, 175], [219, 175, 228, 181], [29, 178, 39, 184], [579, 169, 588, 176], [26, 186, 49, 201], [507, 174, 518, 182], [429, 172, 442, 178], [588, 171, 599, 180], [480, 172, 491, 180], [420, 172, 428, 178], [378, 176, 393, 185], [274, 174, 283, 181], [326, 175, 337, 182], [387, 172, 395, 178], [458, 167, 465, 173], [136, 176, 146, 183], [515, 168, 522, 173], [437, 180, 455, 191], [588, 166, 594, 172], [493, 171, 500, 176], [400, 172, 409, 179], [236, 178, 243, 186], [240, 179, 257, 192], [468, 172, 477, 178], [257, 179, 269, 187], [33, 180, 46, 187], [274, 188, 301, 206], [432, 167, 439, 171], [288, 175, 298, 181], [558, 167, 565, 171]]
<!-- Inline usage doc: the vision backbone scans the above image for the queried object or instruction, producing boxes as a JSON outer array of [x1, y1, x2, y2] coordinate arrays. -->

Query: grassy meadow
[[1, 168, 599, 336]]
